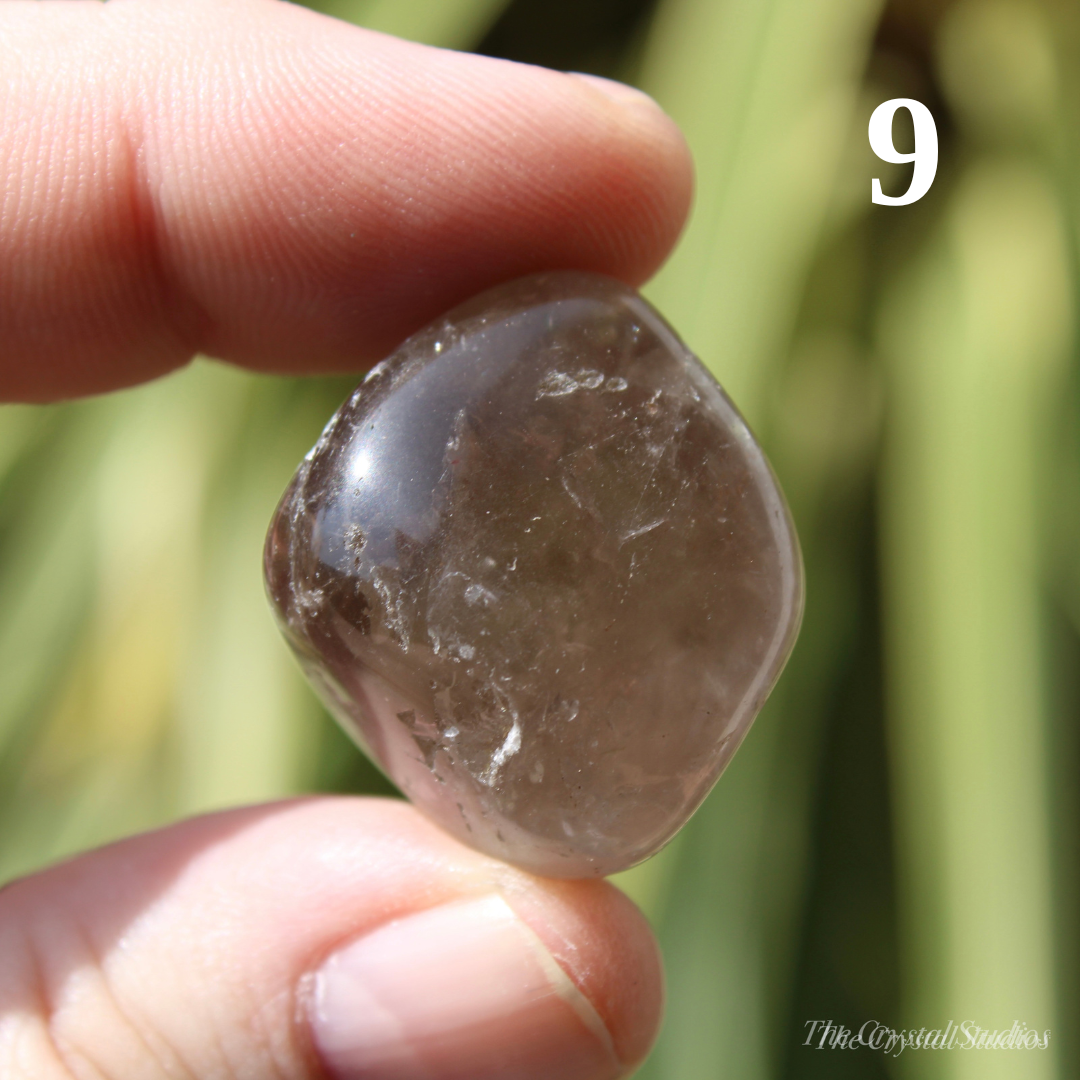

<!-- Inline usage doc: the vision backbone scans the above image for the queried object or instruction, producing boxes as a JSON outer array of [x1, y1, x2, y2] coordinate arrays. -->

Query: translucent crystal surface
[[265, 272, 802, 878]]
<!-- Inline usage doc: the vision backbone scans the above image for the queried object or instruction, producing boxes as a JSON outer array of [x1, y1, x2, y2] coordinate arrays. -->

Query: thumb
[[0, 797, 662, 1080]]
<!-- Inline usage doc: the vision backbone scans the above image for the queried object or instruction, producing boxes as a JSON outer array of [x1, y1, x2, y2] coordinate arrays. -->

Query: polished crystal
[[265, 272, 802, 878]]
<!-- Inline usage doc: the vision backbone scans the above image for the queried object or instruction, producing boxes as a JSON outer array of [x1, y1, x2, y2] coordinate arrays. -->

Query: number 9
[[869, 99, 938, 206]]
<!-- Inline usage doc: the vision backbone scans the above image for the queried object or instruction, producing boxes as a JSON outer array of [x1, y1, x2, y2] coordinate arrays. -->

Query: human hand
[[1, 0, 689, 401], [0, 2, 691, 1077]]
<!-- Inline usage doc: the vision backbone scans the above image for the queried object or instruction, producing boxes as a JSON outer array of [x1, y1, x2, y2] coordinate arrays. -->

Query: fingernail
[[568, 72, 666, 116], [309, 894, 622, 1080]]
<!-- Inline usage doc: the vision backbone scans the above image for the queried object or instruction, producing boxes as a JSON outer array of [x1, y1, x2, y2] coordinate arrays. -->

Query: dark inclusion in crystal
[[265, 272, 802, 878]]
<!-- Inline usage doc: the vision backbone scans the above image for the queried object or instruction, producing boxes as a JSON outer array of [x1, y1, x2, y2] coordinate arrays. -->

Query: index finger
[[0, 0, 692, 401]]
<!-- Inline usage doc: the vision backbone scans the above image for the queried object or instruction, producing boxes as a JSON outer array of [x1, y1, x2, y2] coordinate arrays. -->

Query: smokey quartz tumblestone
[[265, 272, 802, 878]]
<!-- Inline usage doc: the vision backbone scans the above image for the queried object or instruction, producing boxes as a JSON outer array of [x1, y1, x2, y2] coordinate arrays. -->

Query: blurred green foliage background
[[2, 0, 1079, 1077]]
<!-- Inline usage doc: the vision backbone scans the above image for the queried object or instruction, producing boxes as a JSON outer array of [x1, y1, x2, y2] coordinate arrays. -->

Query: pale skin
[[0, 1, 693, 1077]]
